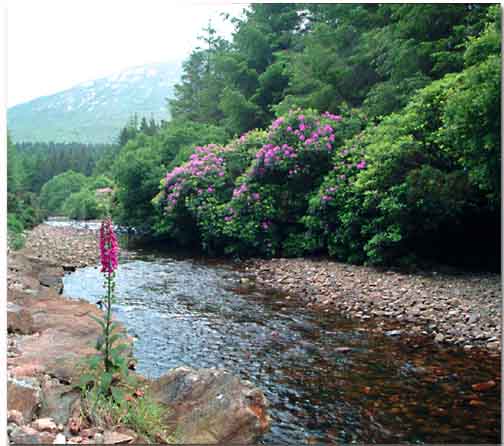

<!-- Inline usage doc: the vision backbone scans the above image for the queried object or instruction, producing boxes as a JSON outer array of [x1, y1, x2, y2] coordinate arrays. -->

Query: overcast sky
[[7, 1, 248, 107]]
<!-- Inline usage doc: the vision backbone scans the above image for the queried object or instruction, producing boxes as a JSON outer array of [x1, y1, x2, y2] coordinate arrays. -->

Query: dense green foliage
[[62, 188, 108, 220], [7, 136, 45, 248], [39, 171, 89, 214], [111, 119, 228, 231], [16, 141, 117, 192], [150, 4, 500, 268]]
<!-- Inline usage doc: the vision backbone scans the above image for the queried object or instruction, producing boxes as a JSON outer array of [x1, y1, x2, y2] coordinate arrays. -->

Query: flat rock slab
[[150, 367, 270, 444], [8, 294, 103, 384]]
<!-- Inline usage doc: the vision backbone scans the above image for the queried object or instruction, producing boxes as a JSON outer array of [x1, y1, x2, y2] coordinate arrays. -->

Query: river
[[63, 244, 500, 444]]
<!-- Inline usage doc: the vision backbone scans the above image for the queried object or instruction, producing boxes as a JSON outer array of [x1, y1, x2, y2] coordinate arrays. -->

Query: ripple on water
[[63, 252, 501, 445]]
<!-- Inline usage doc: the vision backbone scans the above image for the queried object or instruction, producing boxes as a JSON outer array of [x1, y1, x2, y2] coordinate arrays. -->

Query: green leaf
[[100, 372, 113, 394], [111, 350, 126, 368], [110, 322, 122, 331], [89, 314, 106, 330], [109, 333, 124, 346], [87, 354, 102, 369], [110, 343, 130, 355], [126, 375, 138, 387], [79, 373, 95, 389], [111, 386, 125, 404]]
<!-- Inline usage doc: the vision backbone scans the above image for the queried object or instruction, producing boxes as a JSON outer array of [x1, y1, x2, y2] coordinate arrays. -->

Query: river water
[[63, 247, 501, 444]]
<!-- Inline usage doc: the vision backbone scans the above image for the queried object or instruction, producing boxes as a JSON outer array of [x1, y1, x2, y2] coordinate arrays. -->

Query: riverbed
[[63, 246, 501, 444]]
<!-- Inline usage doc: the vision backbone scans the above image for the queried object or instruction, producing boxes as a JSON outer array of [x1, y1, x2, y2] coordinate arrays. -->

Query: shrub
[[155, 109, 352, 256], [40, 170, 88, 215], [62, 188, 107, 220]]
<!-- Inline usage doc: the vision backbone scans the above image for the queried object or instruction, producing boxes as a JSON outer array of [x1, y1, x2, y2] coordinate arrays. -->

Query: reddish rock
[[472, 380, 496, 392], [150, 367, 270, 444], [8, 409, 24, 426], [10, 363, 46, 378], [7, 307, 35, 335], [8, 380, 41, 422]]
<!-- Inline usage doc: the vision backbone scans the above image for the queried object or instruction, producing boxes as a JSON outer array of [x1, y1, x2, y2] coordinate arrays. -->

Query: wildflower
[[356, 160, 367, 170], [99, 218, 119, 273]]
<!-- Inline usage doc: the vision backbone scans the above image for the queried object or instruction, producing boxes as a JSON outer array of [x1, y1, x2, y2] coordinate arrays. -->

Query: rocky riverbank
[[245, 258, 501, 351], [7, 223, 269, 444]]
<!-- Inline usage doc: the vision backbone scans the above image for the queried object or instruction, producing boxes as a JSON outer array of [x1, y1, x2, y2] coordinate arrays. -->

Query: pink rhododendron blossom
[[271, 117, 285, 129], [261, 221, 271, 230]]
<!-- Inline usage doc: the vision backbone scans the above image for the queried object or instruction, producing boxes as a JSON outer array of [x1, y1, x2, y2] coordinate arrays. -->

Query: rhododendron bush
[[154, 109, 355, 256]]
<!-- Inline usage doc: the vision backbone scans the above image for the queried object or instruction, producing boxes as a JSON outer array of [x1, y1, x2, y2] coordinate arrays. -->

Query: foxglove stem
[[99, 218, 119, 373]]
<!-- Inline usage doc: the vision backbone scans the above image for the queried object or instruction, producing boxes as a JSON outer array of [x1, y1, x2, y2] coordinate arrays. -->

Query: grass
[[80, 384, 170, 443]]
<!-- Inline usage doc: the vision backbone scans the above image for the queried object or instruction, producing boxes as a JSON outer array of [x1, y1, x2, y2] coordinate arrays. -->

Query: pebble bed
[[246, 258, 501, 350]]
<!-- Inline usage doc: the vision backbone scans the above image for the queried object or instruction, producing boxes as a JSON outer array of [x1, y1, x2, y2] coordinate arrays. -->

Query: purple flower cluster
[[224, 207, 237, 222], [271, 116, 285, 130], [162, 144, 228, 212], [232, 183, 248, 198], [256, 143, 298, 166], [323, 111, 342, 122], [286, 117, 336, 150], [320, 186, 339, 204], [261, 220, 272, 230]]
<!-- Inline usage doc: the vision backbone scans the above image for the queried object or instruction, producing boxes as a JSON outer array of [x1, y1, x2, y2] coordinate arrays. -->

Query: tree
[[39, 171, 89, 215]]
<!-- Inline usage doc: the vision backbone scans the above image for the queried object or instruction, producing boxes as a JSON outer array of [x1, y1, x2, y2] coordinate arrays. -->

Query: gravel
[[246, 258, 501, 350]]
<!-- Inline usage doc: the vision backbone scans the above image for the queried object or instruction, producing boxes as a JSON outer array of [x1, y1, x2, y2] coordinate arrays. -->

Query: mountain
[[8, 61, 182, 144]]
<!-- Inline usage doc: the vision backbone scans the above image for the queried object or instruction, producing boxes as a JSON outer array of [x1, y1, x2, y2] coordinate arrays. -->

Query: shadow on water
[[63, 248, 501, 444]]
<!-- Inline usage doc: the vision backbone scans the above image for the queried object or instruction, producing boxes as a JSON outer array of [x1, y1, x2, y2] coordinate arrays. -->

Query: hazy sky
[[7, 1, 248, 107]]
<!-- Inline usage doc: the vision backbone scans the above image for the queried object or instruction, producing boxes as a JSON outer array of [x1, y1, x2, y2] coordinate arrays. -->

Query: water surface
[[64, 249, 501, 444]]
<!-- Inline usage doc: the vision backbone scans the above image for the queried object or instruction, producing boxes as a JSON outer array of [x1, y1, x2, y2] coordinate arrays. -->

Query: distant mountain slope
[[8, 61, 181, 143]]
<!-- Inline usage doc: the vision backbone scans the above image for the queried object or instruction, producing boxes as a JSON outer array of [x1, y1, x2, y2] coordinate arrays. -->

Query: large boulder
[[150, 367, 269, 444], [39, 377, 80, 426]]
